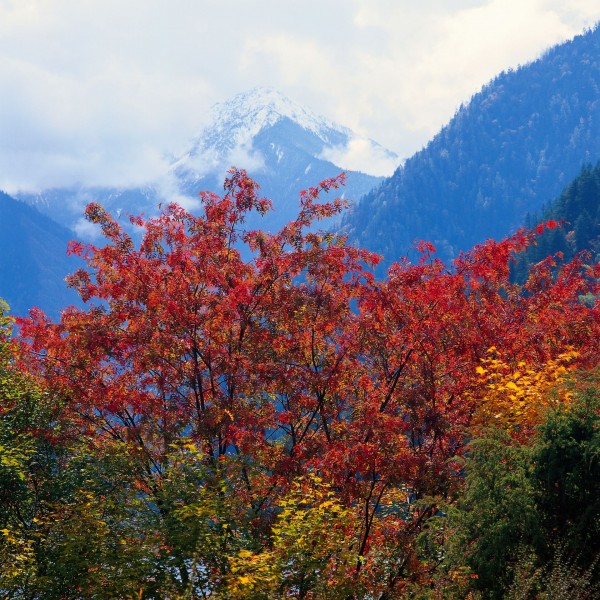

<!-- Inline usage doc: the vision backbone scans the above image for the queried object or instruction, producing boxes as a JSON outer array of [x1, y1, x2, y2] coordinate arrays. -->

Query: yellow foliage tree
[[472, 347, 579, 435], [227, 474, 359, 599]]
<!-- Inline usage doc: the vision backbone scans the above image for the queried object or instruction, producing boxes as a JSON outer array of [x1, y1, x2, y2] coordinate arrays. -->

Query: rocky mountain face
[[343, 25, 600, 267]]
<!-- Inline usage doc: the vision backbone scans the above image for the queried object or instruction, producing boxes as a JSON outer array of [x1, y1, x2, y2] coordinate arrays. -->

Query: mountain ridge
[[343, 24, 600, 266], [0, 191, 81, 318]]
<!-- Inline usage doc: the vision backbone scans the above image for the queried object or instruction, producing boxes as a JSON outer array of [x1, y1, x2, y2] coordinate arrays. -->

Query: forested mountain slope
[[512, 161, 600, 280], [0, 192, 79, 318], [343, 25, 600, 265]]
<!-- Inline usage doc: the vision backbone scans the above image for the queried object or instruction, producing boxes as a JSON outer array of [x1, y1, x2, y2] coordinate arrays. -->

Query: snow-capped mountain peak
[[16, 87, 394, 259], [165, 87, 393, 234], [188, 87, 352, 158]]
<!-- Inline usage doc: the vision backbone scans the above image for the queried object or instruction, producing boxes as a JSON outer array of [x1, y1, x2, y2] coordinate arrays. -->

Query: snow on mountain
[[188, 87, 353, 158], [175, 87, 397, 179], [170, 88, 391, 233], [16, 88, 395, 238]]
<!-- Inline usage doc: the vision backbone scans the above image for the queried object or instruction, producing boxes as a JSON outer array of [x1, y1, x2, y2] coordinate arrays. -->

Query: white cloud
[[73, 216, 103, 242], [0, 1, 599, 192], [153, 172, 202, 213], [224, 144, 266, 175], [319, 138, 400, 177]]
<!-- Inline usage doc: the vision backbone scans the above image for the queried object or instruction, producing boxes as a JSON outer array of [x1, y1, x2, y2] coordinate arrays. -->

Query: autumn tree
[[443, 368, 600, 599], [15, 169, 600, 597]]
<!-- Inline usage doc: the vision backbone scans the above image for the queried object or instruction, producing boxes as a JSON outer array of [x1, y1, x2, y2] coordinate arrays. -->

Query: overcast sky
[[1, 0, 599, 193]]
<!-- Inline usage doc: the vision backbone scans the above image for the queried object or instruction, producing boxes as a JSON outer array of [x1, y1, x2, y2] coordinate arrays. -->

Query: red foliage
[[16, 169, 600, 591]]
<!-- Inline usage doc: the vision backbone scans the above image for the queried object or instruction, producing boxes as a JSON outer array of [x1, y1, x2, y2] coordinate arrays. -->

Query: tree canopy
[[2, 169, 599, 598]]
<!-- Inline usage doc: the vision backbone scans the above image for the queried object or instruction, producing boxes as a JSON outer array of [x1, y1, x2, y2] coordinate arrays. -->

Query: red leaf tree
[[17, 170, 600, 594]]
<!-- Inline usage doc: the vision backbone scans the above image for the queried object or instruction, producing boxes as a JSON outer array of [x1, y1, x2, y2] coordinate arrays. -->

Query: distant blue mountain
[[0, 192, 80, 318], [343, 24, 600, 266]]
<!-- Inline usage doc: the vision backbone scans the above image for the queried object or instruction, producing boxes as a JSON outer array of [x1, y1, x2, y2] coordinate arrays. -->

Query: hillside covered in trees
[[0, 192, 81, 318], [512, 161, 600, 281], [343, 24, 600, 266], [1, 172, 598, 598]]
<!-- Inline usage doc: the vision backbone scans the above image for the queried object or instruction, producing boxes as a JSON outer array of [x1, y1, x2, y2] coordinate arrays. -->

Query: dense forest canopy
[[513, 161, 600, 281]]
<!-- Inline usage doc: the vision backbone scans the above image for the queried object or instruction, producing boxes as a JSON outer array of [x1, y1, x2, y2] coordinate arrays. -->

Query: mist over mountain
[[2, 89, 393, 316], [18, 88, 394, 238], [343, 25, 600, 266]]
